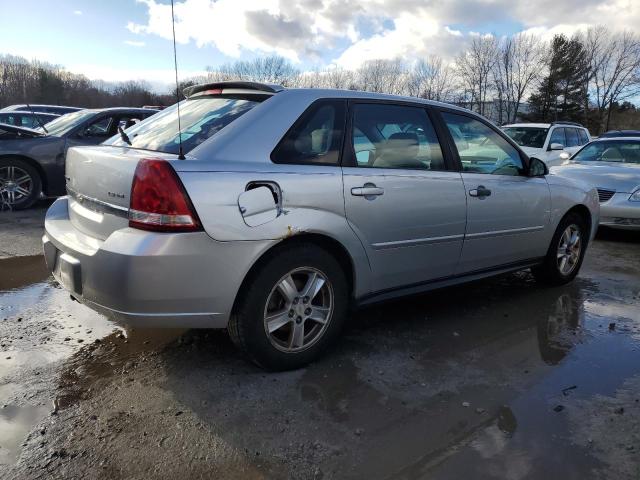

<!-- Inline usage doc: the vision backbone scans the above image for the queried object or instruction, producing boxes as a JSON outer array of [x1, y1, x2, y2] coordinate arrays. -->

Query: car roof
[[77, 107, 159, 114], [279, 87, 474, 115], [503, 123, 551, 128], [503, 122, 588, 129], [184, 81, 473, 116], [592, 136, 640, 142], [0, 104, 81, 111], [0, 111, 59, 117]]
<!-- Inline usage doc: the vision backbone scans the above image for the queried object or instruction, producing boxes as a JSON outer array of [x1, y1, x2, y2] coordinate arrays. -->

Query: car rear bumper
[[599, 193, 640, 230], [43, 197, 275, 328]]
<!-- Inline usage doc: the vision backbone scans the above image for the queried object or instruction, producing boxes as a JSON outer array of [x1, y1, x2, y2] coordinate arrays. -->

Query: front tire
[[532, 212, 588, 286], [0, 158, 41, 210], [228, 243, 349, 371]]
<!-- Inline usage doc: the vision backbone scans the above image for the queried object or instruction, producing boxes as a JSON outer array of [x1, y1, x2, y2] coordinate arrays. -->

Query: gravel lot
[[0, 207, 639, 479]]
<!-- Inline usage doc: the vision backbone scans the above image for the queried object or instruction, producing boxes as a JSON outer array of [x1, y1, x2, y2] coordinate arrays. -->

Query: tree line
[[0, 54, 173, 110], [198, 25, 640, 134], [2, 24, 639, 134]]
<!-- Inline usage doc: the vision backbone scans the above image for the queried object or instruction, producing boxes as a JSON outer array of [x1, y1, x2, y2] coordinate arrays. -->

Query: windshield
[[572, 140, 640, 164], [503, 127, 548, 149], [42, 110, 95, 136], [104, 96, 263, 154]]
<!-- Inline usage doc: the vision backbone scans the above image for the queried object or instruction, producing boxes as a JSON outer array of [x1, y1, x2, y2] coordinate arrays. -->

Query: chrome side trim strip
[[372, 233, 465, 250], [66, 186, 129, 219], [465, 225, 544, 239]]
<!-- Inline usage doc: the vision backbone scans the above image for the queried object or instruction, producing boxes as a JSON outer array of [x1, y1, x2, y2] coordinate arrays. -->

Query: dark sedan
[[0, 111, 59, 129], [0, 107, 158, 209], [0, 104, 82, 115]]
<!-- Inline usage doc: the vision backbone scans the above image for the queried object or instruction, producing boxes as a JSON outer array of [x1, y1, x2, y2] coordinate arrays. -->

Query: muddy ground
[[0, 207, 639, 479]]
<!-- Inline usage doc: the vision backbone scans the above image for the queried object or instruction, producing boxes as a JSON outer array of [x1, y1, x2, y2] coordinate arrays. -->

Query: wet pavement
[[0, 226, 639, 479]]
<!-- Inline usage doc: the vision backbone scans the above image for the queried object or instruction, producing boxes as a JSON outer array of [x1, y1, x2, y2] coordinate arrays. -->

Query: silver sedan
[[553, 137, 640, 230], [43, 82, 599, 370]]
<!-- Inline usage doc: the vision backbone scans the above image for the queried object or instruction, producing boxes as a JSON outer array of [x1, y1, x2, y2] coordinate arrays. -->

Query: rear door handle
[[351, 184, 384, 197], [469, 185, 492, 198]]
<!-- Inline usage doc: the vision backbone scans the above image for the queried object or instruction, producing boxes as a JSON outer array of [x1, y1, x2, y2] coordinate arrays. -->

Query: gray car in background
[[43, 82, 599, 370], [0, 107, 158, 209], [552, 137, 640, 230], [0, 111, 59, 129]]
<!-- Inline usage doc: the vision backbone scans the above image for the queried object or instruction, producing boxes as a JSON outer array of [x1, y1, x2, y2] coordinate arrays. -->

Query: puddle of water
[[0, 275, 122, 465], [0, 403, 49, 465], [54, 327, 185, 410], [0, 255, 49, 291]]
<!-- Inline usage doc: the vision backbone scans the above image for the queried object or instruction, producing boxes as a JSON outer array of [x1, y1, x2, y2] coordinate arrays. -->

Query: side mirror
[[529, 157, 549, 177], [549, 142, 564, 151], [559, 152, 571, 161]]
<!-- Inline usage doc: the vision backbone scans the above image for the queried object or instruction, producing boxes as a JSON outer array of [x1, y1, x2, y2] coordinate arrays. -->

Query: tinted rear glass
[[105, 96, 264, 154]]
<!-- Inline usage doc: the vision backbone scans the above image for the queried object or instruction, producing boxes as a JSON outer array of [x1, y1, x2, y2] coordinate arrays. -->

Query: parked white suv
[[502, 122, 591, 167]]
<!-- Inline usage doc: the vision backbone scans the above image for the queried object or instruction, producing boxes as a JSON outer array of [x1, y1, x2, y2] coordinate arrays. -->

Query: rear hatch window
[[104, 95, 265, 154]]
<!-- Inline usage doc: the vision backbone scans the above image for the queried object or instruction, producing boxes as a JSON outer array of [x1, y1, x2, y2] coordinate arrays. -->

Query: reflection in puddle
[[0, 255, 49, 291], [0, 268, 119, 465], [55, 327, 185, 410], [0, 403, 49, 465]]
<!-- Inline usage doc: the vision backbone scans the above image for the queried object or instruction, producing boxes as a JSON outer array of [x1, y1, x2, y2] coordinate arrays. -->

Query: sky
[[1, 0, 638, 92]]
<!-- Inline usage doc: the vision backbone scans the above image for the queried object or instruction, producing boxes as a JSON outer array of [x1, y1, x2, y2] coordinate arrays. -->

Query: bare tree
[[406, 55, 454, 102], [206, 55, 299, 86], [455, 36, 499, 115], [584, 26, 640, 132], [356, 59, 407, 95], [494, 33, 545, 123]]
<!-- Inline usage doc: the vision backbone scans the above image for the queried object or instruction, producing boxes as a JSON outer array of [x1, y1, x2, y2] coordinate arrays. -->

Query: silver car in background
[[552, 137, 640, 230], [43, 82, 599, 370]]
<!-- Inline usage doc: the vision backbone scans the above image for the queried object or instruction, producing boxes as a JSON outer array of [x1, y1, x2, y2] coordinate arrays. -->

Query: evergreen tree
[[528, 35, 589, 123]]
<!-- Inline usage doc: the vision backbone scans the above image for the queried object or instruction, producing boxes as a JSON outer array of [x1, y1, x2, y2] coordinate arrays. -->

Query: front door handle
[[469, 185, 492, 198], [351, 184, 384, 197]]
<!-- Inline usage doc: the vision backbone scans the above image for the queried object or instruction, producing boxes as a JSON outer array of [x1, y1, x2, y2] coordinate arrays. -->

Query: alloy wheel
[[0, 165, 34, 206], [556, 224, 582, 276], [263, 267, 334, 353]]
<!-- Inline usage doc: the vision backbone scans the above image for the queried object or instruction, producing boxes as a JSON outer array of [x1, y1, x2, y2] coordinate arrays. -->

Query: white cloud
[[127, 0, 640, 69], [124, 40, 146, 47], [73, 10, 82, 15]]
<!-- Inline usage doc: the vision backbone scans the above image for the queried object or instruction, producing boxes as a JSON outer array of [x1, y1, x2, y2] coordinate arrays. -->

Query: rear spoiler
[[183, 81, 284, 99]]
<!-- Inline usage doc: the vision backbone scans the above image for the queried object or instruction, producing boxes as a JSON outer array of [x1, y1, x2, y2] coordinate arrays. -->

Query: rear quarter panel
[[178, 162, 373, 298]]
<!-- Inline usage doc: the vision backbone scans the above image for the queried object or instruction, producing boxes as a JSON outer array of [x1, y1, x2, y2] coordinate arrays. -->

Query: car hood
[[550, 161, 640, 193], [0, 123, 46, 138]]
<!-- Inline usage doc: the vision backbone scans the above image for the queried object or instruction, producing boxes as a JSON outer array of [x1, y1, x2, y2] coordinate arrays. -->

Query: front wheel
[[228, 244, 349, 371], [532, 212, 588, 286]]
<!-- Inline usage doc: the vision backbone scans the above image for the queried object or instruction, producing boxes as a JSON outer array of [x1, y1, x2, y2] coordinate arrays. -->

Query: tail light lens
[[129, 158, 202, 232]]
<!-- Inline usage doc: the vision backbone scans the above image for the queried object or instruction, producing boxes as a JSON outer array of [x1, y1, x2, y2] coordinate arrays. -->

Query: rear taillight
[[129, 158, 202, 232]]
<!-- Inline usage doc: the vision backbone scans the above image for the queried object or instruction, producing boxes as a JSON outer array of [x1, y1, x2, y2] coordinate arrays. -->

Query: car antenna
[[26, 103, 48, 134], [170, 0, 185, 160]]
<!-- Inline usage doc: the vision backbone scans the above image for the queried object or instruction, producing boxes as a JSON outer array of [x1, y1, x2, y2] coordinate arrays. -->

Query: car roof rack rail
[[551, 121, 584, 127], [183, 81, 285, 98]]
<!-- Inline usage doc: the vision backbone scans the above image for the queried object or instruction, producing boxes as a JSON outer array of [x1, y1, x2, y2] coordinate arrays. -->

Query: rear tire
[[532, 212, 588, 286], [228, 243, 349, 371], [0, 158, 41, 210]]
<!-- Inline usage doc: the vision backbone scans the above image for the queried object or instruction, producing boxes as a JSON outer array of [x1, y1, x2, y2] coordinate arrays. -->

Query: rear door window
[[565, 128, 580, 147], [549, 128, 566, 147], [348, 103, 445, 171], [271, 100, 346, 166], [578, 129, 589, 144]]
